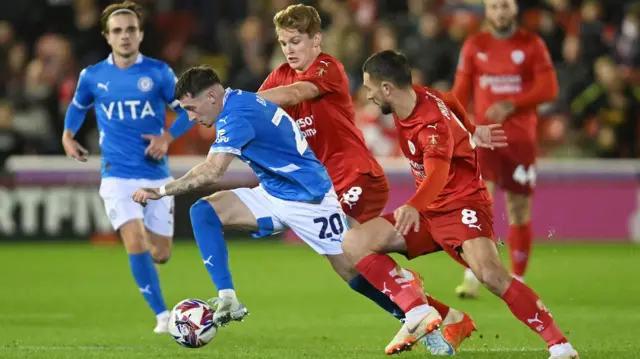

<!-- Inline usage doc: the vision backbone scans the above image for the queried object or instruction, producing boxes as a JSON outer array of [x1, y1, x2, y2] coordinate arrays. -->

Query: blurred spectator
[[570, 56, 640, 158], [0, 0, 638, 159], [577, 1, 609, 65], [0, 102, 25, 174], [614, 2, 640, 84], [554, 35, 592, 112], [537, 7, 566, 63], [227, 16, 271, 91], [403, 11, 458, 87]]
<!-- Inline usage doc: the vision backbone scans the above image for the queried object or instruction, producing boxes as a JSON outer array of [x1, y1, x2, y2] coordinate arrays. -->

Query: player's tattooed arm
[[164, 152, 235, 196], [258, 81, 320, 107]]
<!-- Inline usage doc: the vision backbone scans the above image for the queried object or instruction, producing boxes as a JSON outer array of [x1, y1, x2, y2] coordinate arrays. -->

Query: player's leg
[[341, 177, 478, 352], [341, 217, 450, 355], [503, 154, 536, 282], [457, 224, 578, 357], [332, 174, 413, 321], [189, 189, 262, 326], [146, 231, 172, 264], [505, 190, 533, 282], [497, 145, 537, 282], [99, 178, 169, 333], [456, 148, 498, 298], [142, 185, 175, 264], [437, 205, 577, 357]]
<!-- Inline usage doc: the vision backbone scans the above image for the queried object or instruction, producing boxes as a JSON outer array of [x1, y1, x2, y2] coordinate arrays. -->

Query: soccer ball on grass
[[168, 299, 217, 348]]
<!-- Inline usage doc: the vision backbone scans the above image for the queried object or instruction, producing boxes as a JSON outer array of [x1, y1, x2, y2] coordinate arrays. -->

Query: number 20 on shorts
[[314, 213, 345, 240]]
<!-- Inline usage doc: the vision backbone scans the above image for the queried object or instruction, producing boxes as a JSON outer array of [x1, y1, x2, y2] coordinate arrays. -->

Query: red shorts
[[382, 203, 495, 267], [338, 173, 390, 223], [477, 140, 536, 195]]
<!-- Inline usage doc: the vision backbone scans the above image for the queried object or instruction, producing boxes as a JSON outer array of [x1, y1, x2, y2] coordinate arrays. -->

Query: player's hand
[[485, 101, 515, 123], [473, 124, 508, 150], [62, 132, 89, 162], [131, 187, 162, 206], [394, 205, 420, 236], [142, 132, 173, 160]]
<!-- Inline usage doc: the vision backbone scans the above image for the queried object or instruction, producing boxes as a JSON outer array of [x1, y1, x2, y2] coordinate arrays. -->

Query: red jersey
[[395, 86, 491, 212], [456, 29, 554, 143], [259, 53, 384, 192]]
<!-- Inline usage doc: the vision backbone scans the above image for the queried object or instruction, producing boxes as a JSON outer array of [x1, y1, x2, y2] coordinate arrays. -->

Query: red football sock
[[425, 295, 450, 319], [509, 222, 533, 277], [501, 279, 567, 347], [355, 254, 426, 313]]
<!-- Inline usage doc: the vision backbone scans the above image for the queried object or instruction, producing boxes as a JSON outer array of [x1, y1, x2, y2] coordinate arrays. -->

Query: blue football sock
[[128, 251, 167, 315], [348, 274, 405, 321], [190, 199, 234, 291]]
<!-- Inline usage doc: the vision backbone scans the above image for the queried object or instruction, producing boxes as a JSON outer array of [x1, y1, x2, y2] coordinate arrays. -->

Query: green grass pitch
[[0, 240, 638, 358]]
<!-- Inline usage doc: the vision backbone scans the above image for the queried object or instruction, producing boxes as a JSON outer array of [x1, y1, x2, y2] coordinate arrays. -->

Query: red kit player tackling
[[452, 0, 559, 296], [255, 4, 494, 355], [342, 51, 578, 359]]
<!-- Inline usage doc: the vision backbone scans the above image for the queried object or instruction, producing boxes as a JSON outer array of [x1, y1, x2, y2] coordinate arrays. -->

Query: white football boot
[[549, 343, 580, 359], [153, 310, 170, 333], [208, 290, 248, 327]]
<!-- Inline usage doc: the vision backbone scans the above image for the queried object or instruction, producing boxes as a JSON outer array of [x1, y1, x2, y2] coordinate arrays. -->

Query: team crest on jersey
[[137, 76, 154, 92], [511, 50, 525, 64], [316, 67, 327, 77], [407, 140, 416, 154]]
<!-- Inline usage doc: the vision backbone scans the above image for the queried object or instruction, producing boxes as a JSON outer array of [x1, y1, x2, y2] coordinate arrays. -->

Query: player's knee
[[506, 193, 531, 225], [473, 261, 511, 296], [341, 228, 369, 261], [190, 199, 223, 228], [152, 252, 171, 264], [509, 208, 530, 225]]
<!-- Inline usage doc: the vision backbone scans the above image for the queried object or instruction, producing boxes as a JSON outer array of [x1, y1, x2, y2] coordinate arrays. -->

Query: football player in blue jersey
[[130, 66, 453, 353], [62, 1, 194, 333]]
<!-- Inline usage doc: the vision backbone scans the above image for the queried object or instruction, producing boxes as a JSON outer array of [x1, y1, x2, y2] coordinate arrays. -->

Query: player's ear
[[139, 30, 144, 42], [312, 32, 322, 47], [207, 90, 216, 104], [381, 81, 392, 96]]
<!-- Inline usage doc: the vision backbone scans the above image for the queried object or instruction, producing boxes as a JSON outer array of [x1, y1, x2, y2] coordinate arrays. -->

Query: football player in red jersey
[[342, 51, 578, 359], [452, 0, 559, 297], [256, 4, 507, 354], [258, 4, 388, 225]]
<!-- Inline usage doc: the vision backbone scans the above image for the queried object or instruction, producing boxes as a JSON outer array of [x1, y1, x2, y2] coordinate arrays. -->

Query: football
[[168, 299, 217, 348]]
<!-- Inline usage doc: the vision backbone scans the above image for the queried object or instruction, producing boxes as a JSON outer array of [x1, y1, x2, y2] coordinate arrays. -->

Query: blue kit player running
[[62, 1, 194, 333], [130, 65, 452, 353]]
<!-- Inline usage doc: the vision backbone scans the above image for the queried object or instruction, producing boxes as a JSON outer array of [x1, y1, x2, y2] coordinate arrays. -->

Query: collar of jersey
[[107, 53, 144, 65], [222, 88, 232, 108]]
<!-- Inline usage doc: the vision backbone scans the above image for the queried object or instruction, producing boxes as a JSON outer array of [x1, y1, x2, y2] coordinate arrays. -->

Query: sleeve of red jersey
[[452, 40, 475, 108], [406, 119, 453, 209], [296, 58, 343, 95], [441, 91, 476, 134], [258, 71, 279, 92], [509, 36, 559, 109]]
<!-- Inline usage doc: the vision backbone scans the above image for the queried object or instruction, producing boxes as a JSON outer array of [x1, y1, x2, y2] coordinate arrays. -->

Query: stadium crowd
[[0, 0, 639, 173]]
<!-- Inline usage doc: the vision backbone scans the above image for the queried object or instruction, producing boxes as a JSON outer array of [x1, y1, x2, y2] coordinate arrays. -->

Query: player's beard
[[380, 102, 393, 115], [489, 18, 516, 37]]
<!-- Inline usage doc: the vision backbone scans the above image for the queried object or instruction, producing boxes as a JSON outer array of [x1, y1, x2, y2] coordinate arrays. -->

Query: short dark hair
[[175, 66, 222, 100], [362, 50, 412, 88], [101, 1, 144, 35]]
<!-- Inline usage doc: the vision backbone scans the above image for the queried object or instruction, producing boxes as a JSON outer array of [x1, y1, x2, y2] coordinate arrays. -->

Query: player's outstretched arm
[[441, 92, 507, 149], [258, 81, 320, 107], [62, 69, 94, 162], [164, 152, 235, 196], [131, 152, 235, 205]]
